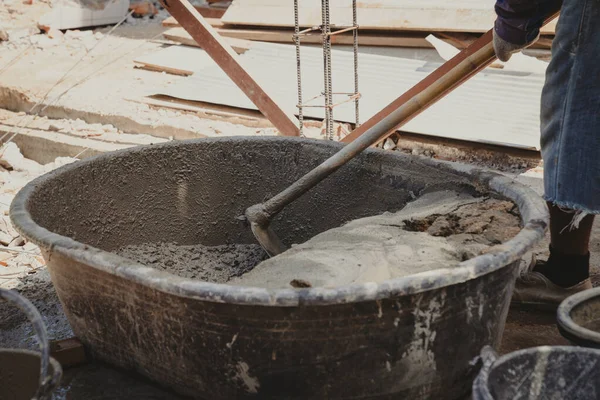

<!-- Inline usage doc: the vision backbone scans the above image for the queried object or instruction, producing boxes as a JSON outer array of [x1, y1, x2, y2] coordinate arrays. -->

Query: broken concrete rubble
[[38, 0, 130, 31], [0, 28, 9, 42], [0, 142, 77, 289]]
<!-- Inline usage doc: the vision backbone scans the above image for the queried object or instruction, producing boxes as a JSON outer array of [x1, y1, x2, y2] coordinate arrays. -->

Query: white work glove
[[493, 29, 540, 62]]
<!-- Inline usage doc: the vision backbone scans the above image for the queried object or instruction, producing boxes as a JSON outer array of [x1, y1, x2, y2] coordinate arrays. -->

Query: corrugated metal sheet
[[156, 42, 547, 150]]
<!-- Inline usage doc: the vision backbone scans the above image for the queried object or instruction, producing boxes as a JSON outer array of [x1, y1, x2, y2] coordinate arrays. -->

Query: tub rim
[[557, 287, 600, 347], [10, 136, 548, 307]]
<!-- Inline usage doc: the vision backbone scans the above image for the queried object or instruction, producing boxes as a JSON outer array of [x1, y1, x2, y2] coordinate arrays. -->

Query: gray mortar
[[111, 192, 521, 289], [233, 191, 522, 289], [115, 243, 267, 284]]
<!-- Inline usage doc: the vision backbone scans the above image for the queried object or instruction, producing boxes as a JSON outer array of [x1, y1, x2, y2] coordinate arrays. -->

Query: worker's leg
[[532, 204, 595, 287], [512, 0, 600, 308], [548, 204, 595, 256]]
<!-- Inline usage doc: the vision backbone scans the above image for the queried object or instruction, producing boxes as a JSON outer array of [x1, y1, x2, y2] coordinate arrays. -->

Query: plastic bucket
[[557, 287, 600, 348], [473, 345, 600, 399], [0, 288, 62, 400]]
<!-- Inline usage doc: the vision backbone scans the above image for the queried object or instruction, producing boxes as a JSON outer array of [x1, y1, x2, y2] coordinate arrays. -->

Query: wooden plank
[[135, 62, 194, 76], [193, 4, 227, 18], [219, 27, 431, 48], [163, 16, 224, 27], [221, 0, 557, 34], [438, 32, 553, 50], [162, 19, 552, 49], [50, 337, 87, 368], [159, 0, 299, 136], [141, 95, 276, 128], [134, 42, 216, 76], [164, 18, 434, 47], [163, 27, 253, 54]]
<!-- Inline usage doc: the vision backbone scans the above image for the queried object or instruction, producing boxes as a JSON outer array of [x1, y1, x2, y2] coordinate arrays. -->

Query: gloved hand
[[493, 29, 540, 62]]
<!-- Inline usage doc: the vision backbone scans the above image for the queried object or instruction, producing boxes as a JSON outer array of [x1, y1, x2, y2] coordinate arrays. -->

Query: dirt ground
[[500, 219, 600, 354]]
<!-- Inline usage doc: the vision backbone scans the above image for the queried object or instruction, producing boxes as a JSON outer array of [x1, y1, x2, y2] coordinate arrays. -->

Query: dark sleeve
[[494, 0, 562, 45]]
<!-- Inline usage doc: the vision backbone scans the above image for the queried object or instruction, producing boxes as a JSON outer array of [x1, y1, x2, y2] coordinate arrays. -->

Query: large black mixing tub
[[10, 137, 547, 399]]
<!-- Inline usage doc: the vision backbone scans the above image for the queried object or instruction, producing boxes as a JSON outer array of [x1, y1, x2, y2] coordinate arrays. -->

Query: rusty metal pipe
[[246, 16, 558, 257]]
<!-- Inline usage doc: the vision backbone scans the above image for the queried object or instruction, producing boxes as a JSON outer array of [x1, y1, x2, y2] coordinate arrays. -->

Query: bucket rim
[[9, 136, 548, 306], [473, 345, 600, 399], [557, 287, 600, 347]]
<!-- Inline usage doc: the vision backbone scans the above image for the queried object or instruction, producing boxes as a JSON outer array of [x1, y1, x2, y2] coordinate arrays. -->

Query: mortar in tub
[[10, 137, 548, 399]]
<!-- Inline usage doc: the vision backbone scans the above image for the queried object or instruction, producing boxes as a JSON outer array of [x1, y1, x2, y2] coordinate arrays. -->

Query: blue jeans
[[541, 0, 600, 214]]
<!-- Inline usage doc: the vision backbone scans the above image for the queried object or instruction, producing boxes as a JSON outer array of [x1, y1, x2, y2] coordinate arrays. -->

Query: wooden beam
[[163, 16, 224, 28], [193, 4, 227, 19], [159, 0, 299, 136], [50, 337, 87, 368], [135, 62, 195, 76]]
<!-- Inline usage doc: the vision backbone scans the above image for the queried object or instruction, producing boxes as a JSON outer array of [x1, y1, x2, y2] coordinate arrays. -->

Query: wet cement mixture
[[232, 191, 521, 289], [112, 191, 521, 290], [115, 243, 267, 284]]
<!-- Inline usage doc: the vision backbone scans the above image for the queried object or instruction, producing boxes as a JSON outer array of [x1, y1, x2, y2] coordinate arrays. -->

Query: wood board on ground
[[161, 17, 553, 50], [220, 0, 558, 34], [162, 27, 254, 54]]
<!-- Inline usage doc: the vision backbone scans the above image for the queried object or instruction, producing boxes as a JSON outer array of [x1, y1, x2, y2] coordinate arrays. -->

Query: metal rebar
[[321, 0, 334, 140], [352, 0, 360, 126], [327, 26, 358, 36], [294, 0, 304, 136], [295, 26, 321, 36]]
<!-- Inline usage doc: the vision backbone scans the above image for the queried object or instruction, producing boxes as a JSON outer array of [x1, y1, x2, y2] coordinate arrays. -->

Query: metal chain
[[294, 0, 304, 136], [352, 0, 360, 126]]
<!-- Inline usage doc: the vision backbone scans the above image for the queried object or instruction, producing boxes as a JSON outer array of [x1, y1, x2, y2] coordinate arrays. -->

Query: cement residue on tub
[[231, 191, 521, 289], [115, 243, 267, 284]]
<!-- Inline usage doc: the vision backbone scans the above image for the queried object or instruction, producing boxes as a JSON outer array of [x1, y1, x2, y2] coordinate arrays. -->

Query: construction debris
[[0, 142, 77, 289], [129, 0, 159, 18], [38, 0, 130, 31], [0, 28, 8, 42]]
